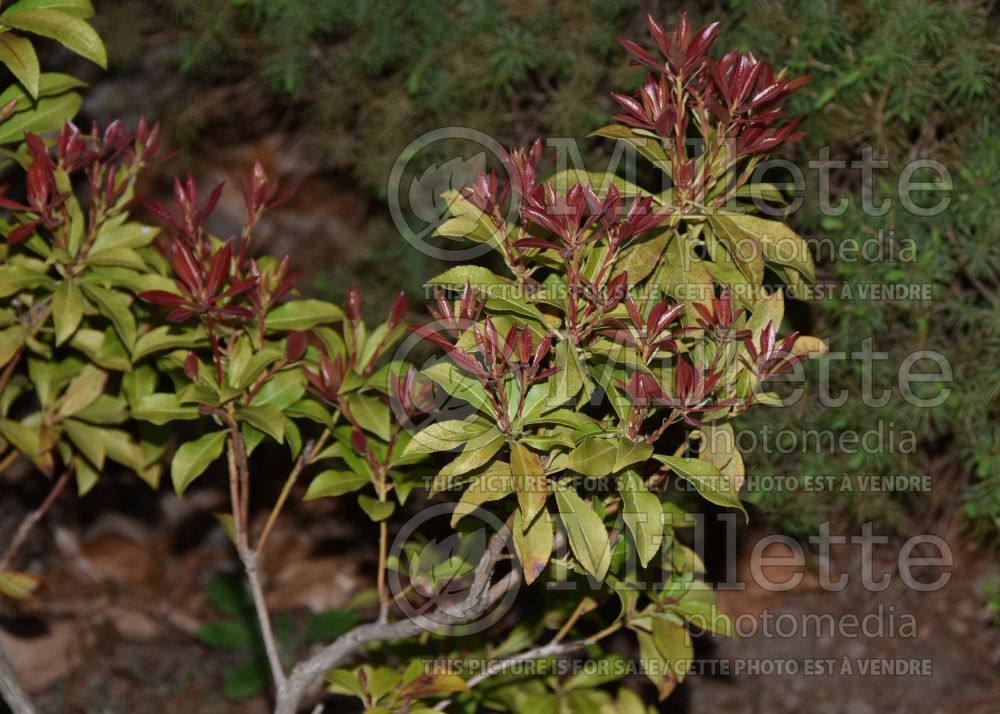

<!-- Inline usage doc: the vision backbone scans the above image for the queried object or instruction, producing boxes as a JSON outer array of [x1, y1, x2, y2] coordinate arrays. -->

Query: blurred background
[[3, 1, 999, 712]]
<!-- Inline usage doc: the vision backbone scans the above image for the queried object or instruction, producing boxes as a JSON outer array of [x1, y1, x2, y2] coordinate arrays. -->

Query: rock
[[0, 621, 81, 693]]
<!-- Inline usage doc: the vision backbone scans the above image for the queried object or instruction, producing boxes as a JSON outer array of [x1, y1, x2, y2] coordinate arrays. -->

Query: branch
[[240, 547, 287, 691], [222, 423, 288, 693], [0, 460, 75, 574], [274, 526, 514, 714], [0, 639, 35, 714], [433, 639, 588, 712]]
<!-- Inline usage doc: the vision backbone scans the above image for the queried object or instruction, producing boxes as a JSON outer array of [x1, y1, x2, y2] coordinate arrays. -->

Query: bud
[[183, 351, 200, 381], [345, 285, 362, 323], [351, 427, 368, 454], [285, 331, 308, 362], [388, 291, 408, 328]]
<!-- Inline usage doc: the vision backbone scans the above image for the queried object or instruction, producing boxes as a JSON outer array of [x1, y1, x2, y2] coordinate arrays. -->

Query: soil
[[2, 482, 998, 714]]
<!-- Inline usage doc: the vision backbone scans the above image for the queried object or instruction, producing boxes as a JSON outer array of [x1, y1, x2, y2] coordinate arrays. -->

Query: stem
[[552, 598, 589, 643], [377, 519, 389, 624], [222, 423, 287, 693], [256, 428, 331, 553], [0, 450, 19, 476], [0, 347, 21, 397], [240, 547, 287, 691], [0, 460, 75, 574], [0, 639, 35, 714]]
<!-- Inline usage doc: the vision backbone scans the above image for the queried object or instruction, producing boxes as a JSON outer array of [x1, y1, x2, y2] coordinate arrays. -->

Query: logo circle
[[387, 127, 519, 262], [387, 502, 518, 636]]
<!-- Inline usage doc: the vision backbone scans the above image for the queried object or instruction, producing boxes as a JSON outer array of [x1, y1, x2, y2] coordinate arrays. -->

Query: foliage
[[718, 0, 1000, 536], [196, 574, 360, 700], [0, 0, 105, 157], [0, 10, 822, 712]]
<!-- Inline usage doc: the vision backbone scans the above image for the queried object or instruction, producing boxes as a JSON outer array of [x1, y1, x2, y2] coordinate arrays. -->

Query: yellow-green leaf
[[52, 278, 84, 345], [171, 430, 227, 495], [0, 32, 39, 97]]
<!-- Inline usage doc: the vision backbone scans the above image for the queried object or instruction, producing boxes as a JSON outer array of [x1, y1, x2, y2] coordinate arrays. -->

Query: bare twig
[[0, 639, 35, 714], [223, 426, 288, 693], [0, 460, 75, 574], [239, 547, 288, 690], [377, 519, 389, 624]]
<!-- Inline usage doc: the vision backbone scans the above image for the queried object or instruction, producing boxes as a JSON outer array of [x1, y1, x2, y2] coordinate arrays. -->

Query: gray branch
[[0, 639, 35, 714], [273, 526, 513, 714]]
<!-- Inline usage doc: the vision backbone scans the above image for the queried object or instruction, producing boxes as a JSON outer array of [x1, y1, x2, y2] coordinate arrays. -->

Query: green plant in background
[[716, 0, 1000, 536], [196, 574, 361, 700], [1, 12, 824, 713], [0, 0, 105, 153]]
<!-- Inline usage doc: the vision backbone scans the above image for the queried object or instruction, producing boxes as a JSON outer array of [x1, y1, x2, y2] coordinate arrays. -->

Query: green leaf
[[434, 430, 505, 482], [634, 628, 677, 699], [265, 300, 343, 330], [204, 575, 249, 619], [555, 484, 611, 580], [51, 279, 83, 345], [708, 214, 765, 288], [0, 70, 85, 111], [613, 233, 669, 284], [73, 393, 126, 425], [80, 284, 136, 349], [284, 398, 334, 428], [304, 469, 370, 499], [402, 419, 491, 456], [171, 430, 228, 495], [0, 418, 40, 458], [56, 364, 105, 418], [358, 494, 395, 522], [511, 441, 547, 524], [131, 325, 204, 361], [0, 325, 24, 367], [422, 361, 493, 415], [512, 506, 553, 585], [3, 1, 95, 19], [548, 339, 591, 404], [326, 668, 366, 698], [306, 609, 361, 642], [74, 455, 98, 495], [0, 571, 41, 599], [0, 262, 52, 297], [451, 462, 512, 526], [589, 125, 672, 175], [196, 621, 253, 649], [63, 418, 105, 469], [223, 661, 267, 701], [228, 345, 281, 391], [653, 455, 746, 518], [614, 438, 652, 472], [426, 265, 511, 290], [0, 89, 80, 144], [250, 369, 305, 410], [619, 470, 663, 567], [722, 213, 815, 283], [346, 392, 390, 441], [131, 394, 200, 425], [0, 8, 106, 68], [651, 617, 693, 683], [0, 32, 40, 97], [568, 436, 618, 477], [236, 405, 285, 443]]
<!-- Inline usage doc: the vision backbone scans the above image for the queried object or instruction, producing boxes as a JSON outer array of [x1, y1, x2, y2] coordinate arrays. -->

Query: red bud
[[285, 331, 308, 362]]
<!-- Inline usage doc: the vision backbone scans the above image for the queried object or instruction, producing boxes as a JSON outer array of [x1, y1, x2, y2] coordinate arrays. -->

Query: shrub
[[719, 0, 999, 535], [1, 12, 821, 712]]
